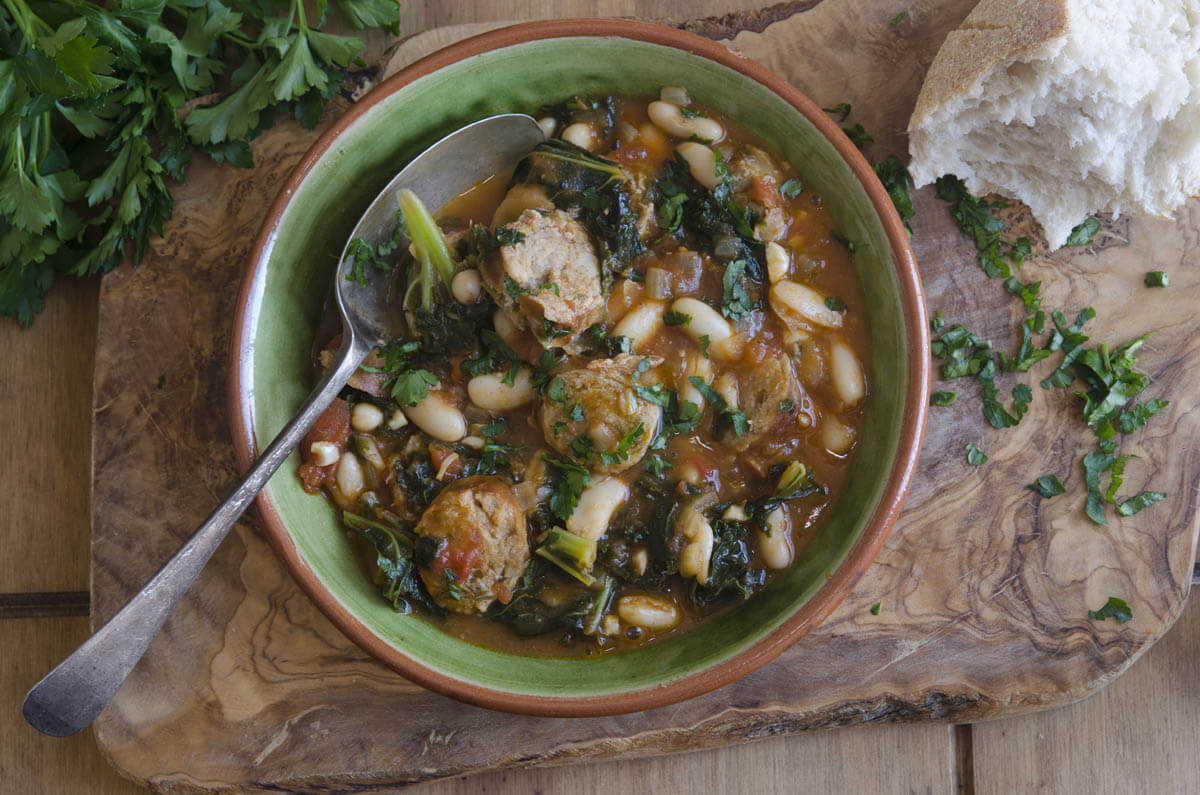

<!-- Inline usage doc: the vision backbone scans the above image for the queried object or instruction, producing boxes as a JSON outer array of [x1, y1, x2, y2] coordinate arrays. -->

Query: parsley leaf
[[965, 442, 988, 466], [391, 370, 438, 407], [1064, 218, 1101, 247], [1089, 596, 1132, 624], [1026, 475, 1066, 498], [929, 391, 956, 406], [1144, 270, 1168, 288], [688, 375, 749, 437], [721, 259, 755, 320], [779, 179, 803, 199], [664, 310, 692, 327], [1115, 491, 1167, 517], [824, 296, 847, 312], [544, 453, 591, 523], [822, 103, 852, 123]]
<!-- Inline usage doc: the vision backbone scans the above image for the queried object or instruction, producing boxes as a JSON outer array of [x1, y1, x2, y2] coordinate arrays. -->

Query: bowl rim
[[228, 17, 930, 717]]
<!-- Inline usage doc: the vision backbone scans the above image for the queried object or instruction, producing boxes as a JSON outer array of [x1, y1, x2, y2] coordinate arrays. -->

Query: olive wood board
[[89, 2, 1200, 791]]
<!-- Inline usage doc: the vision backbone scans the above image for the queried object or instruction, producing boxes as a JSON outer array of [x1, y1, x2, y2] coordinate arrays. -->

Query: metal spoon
[[22, 113, 546, 737]]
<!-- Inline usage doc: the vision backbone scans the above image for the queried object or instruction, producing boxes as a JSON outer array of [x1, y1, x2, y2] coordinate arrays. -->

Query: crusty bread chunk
[[908, 0, 1200, 248]]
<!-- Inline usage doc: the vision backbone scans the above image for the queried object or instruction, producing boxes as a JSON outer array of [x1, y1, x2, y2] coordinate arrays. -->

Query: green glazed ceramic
[[230, 19, 929, 716]]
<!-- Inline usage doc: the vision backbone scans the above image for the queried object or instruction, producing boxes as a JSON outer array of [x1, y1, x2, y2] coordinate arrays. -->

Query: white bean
[[335, 451, 364, 498], [566, 476, 630, 542], [493, 308, 517, 338], [647, 100, 723, 142], [467, 367, 534, 412], [722, 503, 748, 522], [676, 142, 720, 190], [403, 392, 467, 442], [350, 402, 383, 433], [822, 416, 856, 455], [758, 507, 793, 569], [765, 241, 790, 283], [613, 300, 666, 349], [600, 614, 620, 636], [659, 85, 690, 106], [491, 184, 553, 227], [617, 594, 680, 630], [451, 268, 482, 304], [677, 507, 714, 585], [562, 122, 597, 150], [671, 297, 732, 343], [679, 353, 713, 407], [536, 115, 558, 138], [631, 548, 649, 576], [309, 441, 339, 467], [769, 280, 844, 329], [714, 372, 739, 410], [830, 340, 866, 407]]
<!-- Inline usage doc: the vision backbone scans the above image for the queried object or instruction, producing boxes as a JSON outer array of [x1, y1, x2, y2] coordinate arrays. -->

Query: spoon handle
[[22, 334, 369, 737]]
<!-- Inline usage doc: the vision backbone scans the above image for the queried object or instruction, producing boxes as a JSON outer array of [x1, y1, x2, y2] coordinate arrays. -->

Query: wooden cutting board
[[90, 2, 1200, 791]]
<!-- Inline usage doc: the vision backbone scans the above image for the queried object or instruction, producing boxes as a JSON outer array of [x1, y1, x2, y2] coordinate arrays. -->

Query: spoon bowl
[[21, 113, 545, 738]]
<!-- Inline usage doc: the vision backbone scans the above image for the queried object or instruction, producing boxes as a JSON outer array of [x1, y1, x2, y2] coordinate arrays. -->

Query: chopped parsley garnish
[[869, 602, 882, 615], [873, 155, 915, 234], [568, 403, 585, 422], [688, 376, 749, 437], [546, 376, 568, 405], [600, 423, 645, 468], [1064, 218, 1101, 247], [822, 103, 852, 123], [779, 179, 804, 199], [842, 124, 873, 150], [699, 334, 711, 358], [890, 10, 907, 24], [390, 371, 438, 407], [1116, 491, 1167, 517], [721, 260, 755, 320], [569, 434, 596, 462], [461, 330, 522, 386], [779, 398, 796, 413], [931, 311, 945, 332], [965, 442, 988, 466], [552, 421, 567, 436], [824, 296, 847, 313], [495, 227, 526, 246], [634, 383, 673, 408], [1026, 475, 1066, 498], [664, 311, 692, 327], [544, 454, 591, 523], [1089, 596, 1132, 624], [443, 570, 463, 601], [480, 417, 508, 439], [935, 175, 1030, 278], [504, 278, 526, 299], [1144, 271, 1169, 288], [531, 350, 559, 395], [929, 391, 956, 406], [645, 453, 672, 477]]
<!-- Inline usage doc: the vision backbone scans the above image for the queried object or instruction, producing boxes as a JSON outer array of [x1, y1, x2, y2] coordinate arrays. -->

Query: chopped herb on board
[[932, 179, 1169, 526], [890, 11, 908, 25], [930, 391, 956, 406], [869, 602, 882, 615], [1064, 218, 1101, 247], [822, 103, 852, 123], [1144, 271, 1169, 288], [965, 442, 988, 466], [1089, 596, 1132, 624], [1026, 475, 1066, 498]]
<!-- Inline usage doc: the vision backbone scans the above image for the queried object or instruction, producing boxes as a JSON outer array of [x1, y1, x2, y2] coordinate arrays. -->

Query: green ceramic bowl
[[230, 19, 929, 716]]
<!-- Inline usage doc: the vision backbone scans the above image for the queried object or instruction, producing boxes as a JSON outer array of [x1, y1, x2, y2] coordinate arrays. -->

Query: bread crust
[[909, 0, 1071, 126]]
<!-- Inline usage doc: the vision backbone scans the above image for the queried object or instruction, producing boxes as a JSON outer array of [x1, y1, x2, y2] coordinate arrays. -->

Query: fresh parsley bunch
[[0, 0, 401, 326]]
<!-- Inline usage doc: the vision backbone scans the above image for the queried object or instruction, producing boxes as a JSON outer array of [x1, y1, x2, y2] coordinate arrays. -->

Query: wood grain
[[0, 617, 145, 794], [0, 277, 99, 594], [84, 0, 1199, 791], [972, 594, 1200, 795]]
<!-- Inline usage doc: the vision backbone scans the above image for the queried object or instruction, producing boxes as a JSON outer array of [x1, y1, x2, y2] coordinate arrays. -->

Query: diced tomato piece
[[494, 581, 513, 605], [302, 398, 350, 458], [433, 529, 483, 583]]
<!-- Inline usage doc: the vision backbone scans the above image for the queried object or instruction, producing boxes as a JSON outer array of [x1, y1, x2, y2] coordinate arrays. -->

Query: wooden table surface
[[4, 2, 1200, 792]]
